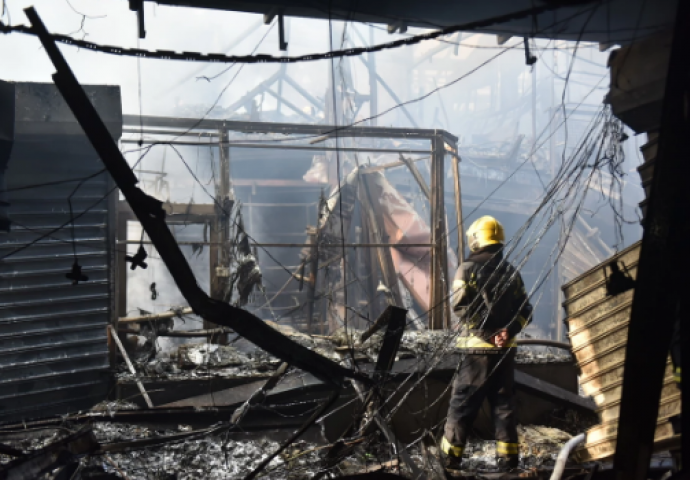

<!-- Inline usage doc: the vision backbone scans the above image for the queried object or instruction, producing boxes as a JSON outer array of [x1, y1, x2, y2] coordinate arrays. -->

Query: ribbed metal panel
[[0, 83, 120, 423], [562, 241, 680, 462]]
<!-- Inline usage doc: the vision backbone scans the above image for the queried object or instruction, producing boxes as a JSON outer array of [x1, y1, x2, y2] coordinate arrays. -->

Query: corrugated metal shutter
[[0, 83, 120, 423]]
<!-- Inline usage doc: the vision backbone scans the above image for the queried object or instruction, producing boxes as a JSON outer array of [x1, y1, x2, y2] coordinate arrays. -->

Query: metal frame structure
[[119, 114, 460, 330]]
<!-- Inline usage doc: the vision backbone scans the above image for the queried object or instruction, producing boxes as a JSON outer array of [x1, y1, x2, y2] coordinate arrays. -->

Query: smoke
[[0, 0, 643, 341]]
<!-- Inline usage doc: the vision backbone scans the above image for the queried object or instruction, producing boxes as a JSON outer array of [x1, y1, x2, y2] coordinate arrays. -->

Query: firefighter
[[442, 216, 533, 474]]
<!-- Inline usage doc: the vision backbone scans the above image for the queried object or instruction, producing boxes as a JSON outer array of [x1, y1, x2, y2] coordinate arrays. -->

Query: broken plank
[[109, 326, 154, 408], [230, 362, 289, 424], [0, 426, 98, 480], [118, 307, 193, 324], [123, 327, 234, 337], [374, 307, 407, 375], [0, 444, 24, 458], [360, 305, 398, 345], [399, 153, 430, 200]]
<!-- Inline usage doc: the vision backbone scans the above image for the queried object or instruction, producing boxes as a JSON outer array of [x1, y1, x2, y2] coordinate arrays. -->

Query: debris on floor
[[0, 420, 580, 479]]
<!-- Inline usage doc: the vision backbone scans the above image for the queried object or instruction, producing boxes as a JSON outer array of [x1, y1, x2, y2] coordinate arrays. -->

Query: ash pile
[[1, 318, 591, 479], [119, 325, 573, 382], [0, 410, 579, 479]]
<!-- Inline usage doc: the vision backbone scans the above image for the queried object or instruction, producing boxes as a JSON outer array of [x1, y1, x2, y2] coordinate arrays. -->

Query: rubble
[[177, 344, 251, 369], [117, 325, 572, 384], [0, 421, 578, 479], [0, 423, 323, 480], [458, 425, 572, 470], [515, 347, 573, 364], [91, 401, 141, 416]]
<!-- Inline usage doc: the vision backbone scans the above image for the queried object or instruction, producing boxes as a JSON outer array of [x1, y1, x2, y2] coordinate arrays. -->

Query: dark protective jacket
[[452, 244, 533, 352]]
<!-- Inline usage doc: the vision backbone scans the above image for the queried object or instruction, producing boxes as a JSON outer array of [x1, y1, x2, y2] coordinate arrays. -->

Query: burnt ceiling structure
[[136, 0, 674, 44]]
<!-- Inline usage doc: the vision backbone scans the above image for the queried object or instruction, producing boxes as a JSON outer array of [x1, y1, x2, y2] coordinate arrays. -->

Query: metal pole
[[207, 129, 231, 343], [613, 3, 690, 476], [452, 151, 465, 262], [118, 240, 434, 247], [360, 205, 379, 323], [368, 25, 378, 127], [119, 307, 193, 324], [305, 227, 319, 334], [276, 63, 287, 118], [429, 135, 449, 329]]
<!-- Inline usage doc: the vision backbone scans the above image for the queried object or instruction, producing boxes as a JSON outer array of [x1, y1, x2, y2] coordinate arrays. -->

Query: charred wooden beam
[[109, 325, 154, 408], [613, 1, 690, 476], [230, 362, 289, 424], [316, 307, 416, 479], [0, 426, 98, 480], [360, 305, 399, 345], [351, 308, 422, 480], [359, 173, 403, 307], [119, 307, 193, 324], [25, 7, 368, 388], [361, 155, 429, 174], [452, 153, 465, 262], [373, 306, 407, 376], [118, 327, 233, 337], [350, 380, 422, 480], [0, 443, 24, 458], [398, 153, 430, 200]]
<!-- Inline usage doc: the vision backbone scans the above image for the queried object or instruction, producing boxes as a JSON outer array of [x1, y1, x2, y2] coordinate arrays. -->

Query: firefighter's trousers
[[443, 349, 519, 460]]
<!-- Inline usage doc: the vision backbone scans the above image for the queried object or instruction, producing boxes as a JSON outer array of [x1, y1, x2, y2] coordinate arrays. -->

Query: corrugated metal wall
[[0, 83, 121, 423]]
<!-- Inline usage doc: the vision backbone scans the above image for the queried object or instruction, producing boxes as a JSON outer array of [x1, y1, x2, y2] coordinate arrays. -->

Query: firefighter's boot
[[441, 438, 467, 478]]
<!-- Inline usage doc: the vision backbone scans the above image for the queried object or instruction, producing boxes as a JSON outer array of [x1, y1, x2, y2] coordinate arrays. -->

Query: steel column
[[452, 152, 464, 263], [429, 135, 449, 329]]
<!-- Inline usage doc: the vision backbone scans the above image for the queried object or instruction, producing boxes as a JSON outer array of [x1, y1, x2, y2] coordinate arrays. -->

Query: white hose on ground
[[549, 432, 586, 480]]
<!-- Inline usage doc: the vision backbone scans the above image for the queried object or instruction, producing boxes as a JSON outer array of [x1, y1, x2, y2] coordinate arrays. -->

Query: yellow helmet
[[466, 216, 505, 252]]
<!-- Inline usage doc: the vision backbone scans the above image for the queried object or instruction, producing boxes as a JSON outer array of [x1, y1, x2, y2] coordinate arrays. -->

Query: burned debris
[[0, 1, 685, 479]]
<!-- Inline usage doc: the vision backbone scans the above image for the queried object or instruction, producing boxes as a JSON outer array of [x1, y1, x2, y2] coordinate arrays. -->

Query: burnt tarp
[[0, 82, 121, 423]]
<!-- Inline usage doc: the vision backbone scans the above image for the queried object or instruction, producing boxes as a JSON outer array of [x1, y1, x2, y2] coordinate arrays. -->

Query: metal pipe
[[121, 138, 430, 155], [516, 339, 572, 350], [121, 114, 459, 143], [119, 307, 193, 324], [117, 240, 434, 248], [360, 155, 429, 173], [550, 433, 586, 480], [119, 327, 233, 337]]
